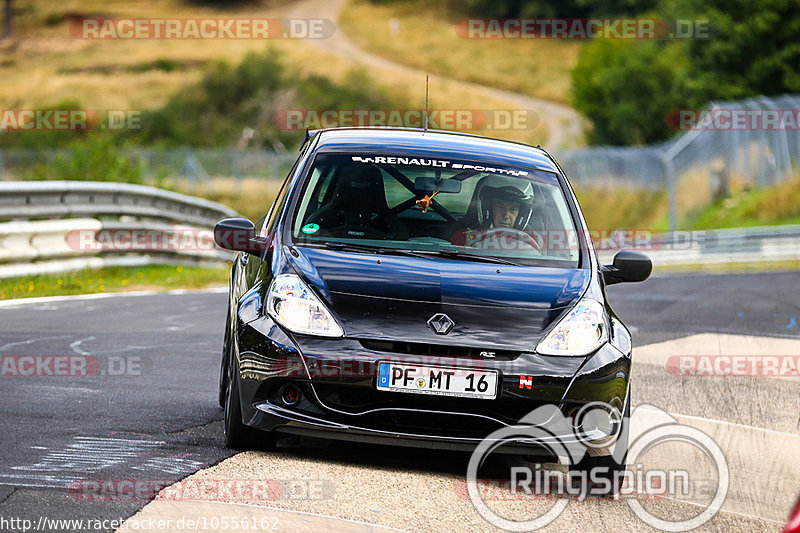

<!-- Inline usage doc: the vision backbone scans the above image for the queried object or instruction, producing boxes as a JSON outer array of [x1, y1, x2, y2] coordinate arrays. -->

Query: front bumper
[[235, 314, 631, 457]]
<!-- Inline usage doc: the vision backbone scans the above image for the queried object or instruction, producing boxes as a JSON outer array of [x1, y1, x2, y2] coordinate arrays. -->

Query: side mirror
[[602, 250, 652, 285], [214, 218, 265, 255]]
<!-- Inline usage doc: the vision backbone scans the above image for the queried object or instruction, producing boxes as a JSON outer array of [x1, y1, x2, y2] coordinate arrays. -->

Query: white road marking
[[69, 336, 95, 356], [132, 457, 206, 475], [634, 332, 800, 369], [642, 494, 784, 525], [641, 406, 800, 439], [0, 335, 72, 352], [196, 501, 411, 532], [0, 436, 165, 488], [118, 500, 411, 533], [630, 333, 800, 523], [0, 287, 227, 309]]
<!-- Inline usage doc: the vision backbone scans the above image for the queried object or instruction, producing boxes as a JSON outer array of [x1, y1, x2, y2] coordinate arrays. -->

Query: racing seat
[[306, 164, 408, 240], [445, 176, 491, 239]]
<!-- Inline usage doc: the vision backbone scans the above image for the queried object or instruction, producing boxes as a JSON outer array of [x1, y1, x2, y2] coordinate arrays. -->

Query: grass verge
[[575, 176, 800, 233], [574, 187, 669, 232], [173, 177, 286, 222], [687, 178, 800, 229], [0, 264, 229, 300], [653, 260, 800, 275]]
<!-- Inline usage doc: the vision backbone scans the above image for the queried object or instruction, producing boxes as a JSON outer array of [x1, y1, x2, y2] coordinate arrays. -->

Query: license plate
[[376, 362, 498, 399]]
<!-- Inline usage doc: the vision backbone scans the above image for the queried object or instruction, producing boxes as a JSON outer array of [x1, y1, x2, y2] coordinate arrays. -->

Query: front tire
[[218, 310, 231, 408], [223, 325, 276, 451], [569, 400, 630, 497]]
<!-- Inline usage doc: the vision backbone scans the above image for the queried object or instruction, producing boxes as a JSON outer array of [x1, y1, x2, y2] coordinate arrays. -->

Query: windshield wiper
[[319, 241, 519, 265], [321, 242, 439, 261], [426, 249, 520, 266], [321, 241, 380, 253], [392, 248, 520, 265]]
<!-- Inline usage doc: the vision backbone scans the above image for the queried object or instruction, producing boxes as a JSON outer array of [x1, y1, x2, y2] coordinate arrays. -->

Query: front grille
[[355, 410, 503, 438], [311, 383, 538, 426], [359, 339, 519, 360]]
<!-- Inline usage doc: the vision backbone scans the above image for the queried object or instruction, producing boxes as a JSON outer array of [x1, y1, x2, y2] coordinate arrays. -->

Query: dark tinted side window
[[260, 154, 304, 237]]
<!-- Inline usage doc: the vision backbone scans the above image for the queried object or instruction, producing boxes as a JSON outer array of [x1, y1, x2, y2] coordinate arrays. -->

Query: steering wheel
[[466, 227, 542, 252]]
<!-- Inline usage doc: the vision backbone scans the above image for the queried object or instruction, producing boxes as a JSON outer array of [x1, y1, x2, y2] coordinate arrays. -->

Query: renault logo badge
[[427, 313, 455, 335]]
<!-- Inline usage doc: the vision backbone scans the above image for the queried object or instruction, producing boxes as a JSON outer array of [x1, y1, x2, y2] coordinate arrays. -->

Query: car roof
[[309, 128, 560, 174]]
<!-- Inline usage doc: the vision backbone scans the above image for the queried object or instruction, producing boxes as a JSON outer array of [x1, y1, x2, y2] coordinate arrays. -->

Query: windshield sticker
[[301, 223, 320, 234], [350, 156, 529, 177], [451, 163, 528, 177], [351, 156, 450, 167]]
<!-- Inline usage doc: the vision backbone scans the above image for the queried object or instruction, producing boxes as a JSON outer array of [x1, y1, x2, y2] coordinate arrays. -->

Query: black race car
[[215, 127, 650, 487]]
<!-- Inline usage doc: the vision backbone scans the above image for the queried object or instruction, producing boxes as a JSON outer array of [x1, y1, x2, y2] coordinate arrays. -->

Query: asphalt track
[[0, 271, 798, 532]]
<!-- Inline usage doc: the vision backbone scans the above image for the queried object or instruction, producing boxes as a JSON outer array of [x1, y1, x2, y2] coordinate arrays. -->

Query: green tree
[[136, 49, 397, 150], [438, 0, 657, 17], [681, 0, 800, 105], [0, 100, 89, 150], [27, 134, 142, 183], [575, 0, 658, 16], [571, 39, 687, 145], [571, 0, 800, 145]]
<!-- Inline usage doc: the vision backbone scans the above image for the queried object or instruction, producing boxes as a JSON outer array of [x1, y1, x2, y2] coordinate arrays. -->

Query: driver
[[450, 177, 534, 245], [489, 194, 522, 228]]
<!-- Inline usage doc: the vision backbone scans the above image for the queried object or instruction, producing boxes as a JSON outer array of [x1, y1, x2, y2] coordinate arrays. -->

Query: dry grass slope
[[339, 0, 581, 106]]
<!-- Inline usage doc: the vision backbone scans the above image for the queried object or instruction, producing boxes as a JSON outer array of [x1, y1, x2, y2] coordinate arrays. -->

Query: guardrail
[[0, 181, 797, 278], [0, 181, 238, 278], [595, 225, 800, 267], [0, 181, 237, 226]]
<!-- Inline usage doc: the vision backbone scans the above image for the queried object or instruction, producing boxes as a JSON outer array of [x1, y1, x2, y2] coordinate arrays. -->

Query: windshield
[[290, 153, 582, 267]]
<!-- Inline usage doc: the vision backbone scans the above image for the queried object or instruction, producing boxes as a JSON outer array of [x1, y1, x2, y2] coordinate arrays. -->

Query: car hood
[[289, 247, 590, 351]]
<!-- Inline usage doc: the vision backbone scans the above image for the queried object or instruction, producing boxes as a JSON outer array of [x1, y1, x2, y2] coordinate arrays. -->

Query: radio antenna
[[424, 75, 429, 133]]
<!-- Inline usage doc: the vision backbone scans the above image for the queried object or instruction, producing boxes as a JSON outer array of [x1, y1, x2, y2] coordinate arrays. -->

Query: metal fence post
[[663, 154, 677, 233]]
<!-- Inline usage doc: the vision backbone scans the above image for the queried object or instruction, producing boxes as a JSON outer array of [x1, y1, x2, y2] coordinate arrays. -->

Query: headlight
[[536, 298, 608, 356], [266, 274, 343, 337]]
